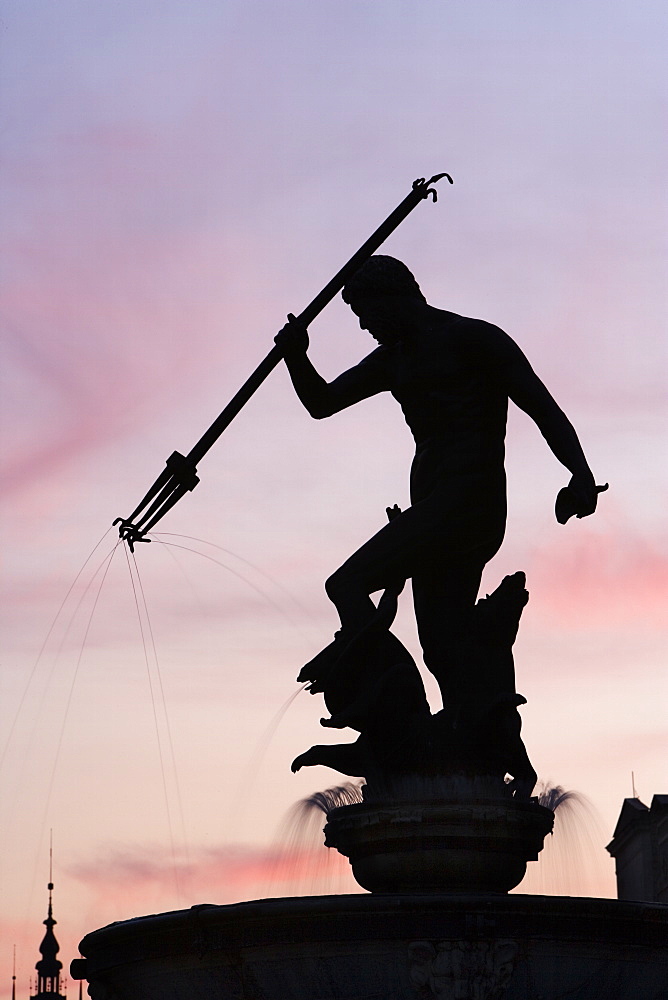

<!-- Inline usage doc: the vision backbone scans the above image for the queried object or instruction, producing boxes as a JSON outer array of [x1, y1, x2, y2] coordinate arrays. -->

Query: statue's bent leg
[[325, 502, 439, 631]]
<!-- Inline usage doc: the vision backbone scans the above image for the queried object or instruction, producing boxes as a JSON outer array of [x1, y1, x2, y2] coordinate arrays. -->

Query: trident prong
[[113, 518, 151, 553]]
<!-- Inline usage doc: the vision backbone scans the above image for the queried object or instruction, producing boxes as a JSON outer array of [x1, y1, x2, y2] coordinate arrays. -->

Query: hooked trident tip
[[412, 172, 454, 203]]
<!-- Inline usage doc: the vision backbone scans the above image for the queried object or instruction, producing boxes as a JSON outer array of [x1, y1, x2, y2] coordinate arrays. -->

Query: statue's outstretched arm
[[275, 316, 388, 419]]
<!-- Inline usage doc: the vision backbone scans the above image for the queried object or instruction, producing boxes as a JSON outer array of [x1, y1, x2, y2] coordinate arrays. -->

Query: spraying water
[[514, 782, 613, 897], [263, 782, 365, 898], [265, 779, 613, 899]]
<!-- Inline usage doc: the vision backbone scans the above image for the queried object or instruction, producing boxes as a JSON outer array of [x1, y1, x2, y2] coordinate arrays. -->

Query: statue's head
[[342, 256, 426, 345]]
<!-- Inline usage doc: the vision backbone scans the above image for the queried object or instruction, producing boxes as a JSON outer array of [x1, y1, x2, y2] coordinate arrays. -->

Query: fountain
[[72, 247, 666, 997]]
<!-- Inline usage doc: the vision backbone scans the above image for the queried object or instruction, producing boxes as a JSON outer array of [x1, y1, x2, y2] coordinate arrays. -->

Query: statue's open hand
[[555, 477, 608, 524], [275, 313, 309, 356]]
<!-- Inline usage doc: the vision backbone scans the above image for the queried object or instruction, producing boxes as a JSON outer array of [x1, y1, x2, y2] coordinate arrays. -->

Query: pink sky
[[1, 1, 666, 995]]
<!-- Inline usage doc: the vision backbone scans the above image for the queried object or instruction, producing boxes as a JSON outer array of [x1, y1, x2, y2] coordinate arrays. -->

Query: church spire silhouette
[[30, 839, 65, 1000]]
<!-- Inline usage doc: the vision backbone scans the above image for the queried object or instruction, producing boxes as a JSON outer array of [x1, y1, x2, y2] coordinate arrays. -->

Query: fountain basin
[[73, 892, 668, 1000], [324, 796, 554, 893]]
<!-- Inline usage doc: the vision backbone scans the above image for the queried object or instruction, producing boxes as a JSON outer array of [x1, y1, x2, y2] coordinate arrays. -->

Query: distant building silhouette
[[29, 879, 66, 1000], [9, 876, 81, 1000], [607, 795, 668, 903]]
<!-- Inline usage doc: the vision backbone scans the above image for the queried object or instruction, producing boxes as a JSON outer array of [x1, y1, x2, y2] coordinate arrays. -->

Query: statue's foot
[[320, 715, 344, 729], [291, 747, 320, 772], [507, 768, 537, 800], [291, 740, 367, 779], [291, 754, 305, 773]]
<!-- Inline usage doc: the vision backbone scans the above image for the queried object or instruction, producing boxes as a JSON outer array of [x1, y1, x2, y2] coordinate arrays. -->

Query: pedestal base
[[325, 795, 553, 893], [74, 893, 668, 1000]]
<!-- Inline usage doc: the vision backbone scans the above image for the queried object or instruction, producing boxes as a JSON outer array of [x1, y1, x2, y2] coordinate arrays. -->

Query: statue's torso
[[366, 312, 510, 503]]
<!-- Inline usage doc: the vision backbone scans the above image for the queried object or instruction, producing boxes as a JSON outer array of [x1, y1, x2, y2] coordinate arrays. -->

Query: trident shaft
[[114, 172, 452, 550]]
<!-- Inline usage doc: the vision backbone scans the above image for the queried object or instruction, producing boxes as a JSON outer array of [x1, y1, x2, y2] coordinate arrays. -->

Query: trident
[[114, 172, 452, 550]]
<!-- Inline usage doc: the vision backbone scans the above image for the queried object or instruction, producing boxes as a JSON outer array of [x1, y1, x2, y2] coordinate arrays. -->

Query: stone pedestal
[[73, 893, 668, 999], [325, 796, 553, 893]]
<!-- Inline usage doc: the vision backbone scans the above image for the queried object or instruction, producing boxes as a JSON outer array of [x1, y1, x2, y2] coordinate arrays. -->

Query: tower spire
[[30, 842, 65, 1000], [11, 944, 16, 1000]]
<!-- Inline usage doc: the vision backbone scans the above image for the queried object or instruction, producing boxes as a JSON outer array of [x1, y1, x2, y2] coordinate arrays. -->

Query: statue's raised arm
[[275, 314, 389, 419]]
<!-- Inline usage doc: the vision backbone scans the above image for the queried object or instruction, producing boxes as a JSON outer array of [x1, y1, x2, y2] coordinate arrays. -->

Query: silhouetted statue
[[276, 256, 606, 795]]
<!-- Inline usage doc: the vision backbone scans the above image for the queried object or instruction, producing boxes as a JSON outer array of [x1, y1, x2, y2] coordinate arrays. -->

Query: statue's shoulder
[[450, 312, 505, 336], [432, 309, 499, 335], [439, 312, 506, 345], [440, 314, 521, 372]]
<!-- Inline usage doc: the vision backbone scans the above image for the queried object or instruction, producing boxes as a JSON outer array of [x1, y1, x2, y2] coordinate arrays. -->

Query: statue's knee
[[325, 568, 347, 604]]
